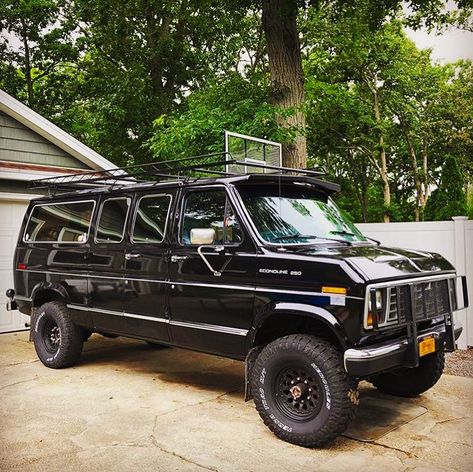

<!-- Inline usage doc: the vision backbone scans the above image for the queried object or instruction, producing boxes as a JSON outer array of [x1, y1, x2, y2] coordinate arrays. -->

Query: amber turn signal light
[[321, 286, 347, 295]]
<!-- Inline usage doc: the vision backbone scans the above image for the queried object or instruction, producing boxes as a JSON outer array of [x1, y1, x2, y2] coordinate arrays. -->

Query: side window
[[181, 190, 242, 245], [24, 201, 94, 243], [95, 197, 130, 243], [132, 194, 171, 243]]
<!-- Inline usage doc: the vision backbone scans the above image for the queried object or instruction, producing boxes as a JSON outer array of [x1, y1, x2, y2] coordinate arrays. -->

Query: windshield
[[238, 184, 367, 245]]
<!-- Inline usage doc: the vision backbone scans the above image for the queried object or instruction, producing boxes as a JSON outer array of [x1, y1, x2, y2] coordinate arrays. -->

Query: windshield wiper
[[330, 229, 380, 245], [273, 234, 352, 245], [330, 230, 355, 236]]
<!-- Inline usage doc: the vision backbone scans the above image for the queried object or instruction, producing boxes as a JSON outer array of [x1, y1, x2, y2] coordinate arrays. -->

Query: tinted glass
[[96, 198, 130, 243], [25, 201, 94, 243], [182, 190, 242, 245], [238, 185, 366, 244], [132, 195, 171, 243]]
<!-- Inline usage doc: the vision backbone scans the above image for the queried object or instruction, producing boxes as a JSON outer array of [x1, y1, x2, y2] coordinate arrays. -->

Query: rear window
[[24, 201, 95, 243]]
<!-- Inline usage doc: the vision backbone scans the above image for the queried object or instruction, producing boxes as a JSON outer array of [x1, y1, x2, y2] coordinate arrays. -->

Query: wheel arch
[[244, 302, 349, 401], [31, 283, 70, 308], [249, 302, 349, 351]]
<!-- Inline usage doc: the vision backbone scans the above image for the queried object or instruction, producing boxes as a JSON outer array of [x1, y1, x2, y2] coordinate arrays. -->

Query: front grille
[[388, 279, 451, 324]]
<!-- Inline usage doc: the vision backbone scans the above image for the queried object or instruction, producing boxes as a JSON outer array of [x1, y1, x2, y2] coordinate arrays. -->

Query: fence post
[[452, 216, 468, 349]]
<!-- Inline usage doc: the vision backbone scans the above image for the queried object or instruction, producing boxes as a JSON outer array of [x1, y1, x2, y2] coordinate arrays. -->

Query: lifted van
[[6, 157, 468, 447]]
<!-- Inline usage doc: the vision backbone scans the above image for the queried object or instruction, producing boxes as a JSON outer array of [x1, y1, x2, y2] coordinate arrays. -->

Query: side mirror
[[190, 228, 216, 245]]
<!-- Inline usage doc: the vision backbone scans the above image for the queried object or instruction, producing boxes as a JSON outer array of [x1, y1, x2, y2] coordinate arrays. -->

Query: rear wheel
[[32, 301, 84, 369], [251, 335, 358, 447], [371, 351, 445, 397]]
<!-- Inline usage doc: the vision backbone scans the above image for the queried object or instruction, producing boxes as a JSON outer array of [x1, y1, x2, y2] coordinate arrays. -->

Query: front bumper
[[344, 322, 463, 377]]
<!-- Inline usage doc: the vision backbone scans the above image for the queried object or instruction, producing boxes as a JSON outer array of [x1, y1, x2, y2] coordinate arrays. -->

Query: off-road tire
[[32, 301, 84, 369], [371, 351, 445, 398], [251, 334, 358, 447]]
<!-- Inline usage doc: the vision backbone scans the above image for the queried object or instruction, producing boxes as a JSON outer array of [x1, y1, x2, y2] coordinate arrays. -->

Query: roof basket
[[30, 152, 327, 194]]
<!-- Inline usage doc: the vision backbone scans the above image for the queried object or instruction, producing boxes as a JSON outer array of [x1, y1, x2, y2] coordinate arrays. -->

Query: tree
[[258, 0, 471, 170], [424, 156, 467, 220], [147, 74, 291, 161], [0, 0, 77, 107], [261, 0, 306, 168]]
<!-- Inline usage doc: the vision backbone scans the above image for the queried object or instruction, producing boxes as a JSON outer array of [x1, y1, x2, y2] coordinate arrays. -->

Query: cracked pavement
[[0, 332, 472, 472]]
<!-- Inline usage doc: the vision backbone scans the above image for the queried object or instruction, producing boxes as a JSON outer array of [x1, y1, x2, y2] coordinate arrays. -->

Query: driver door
[[168, 186, 256, 358]]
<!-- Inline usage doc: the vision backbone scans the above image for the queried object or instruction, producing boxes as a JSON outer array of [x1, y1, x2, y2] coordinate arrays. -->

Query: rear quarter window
[[24, 201, 95, 243]]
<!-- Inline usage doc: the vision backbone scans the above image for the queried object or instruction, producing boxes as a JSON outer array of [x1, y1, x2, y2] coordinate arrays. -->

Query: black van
[[6, 158, 468, 447]]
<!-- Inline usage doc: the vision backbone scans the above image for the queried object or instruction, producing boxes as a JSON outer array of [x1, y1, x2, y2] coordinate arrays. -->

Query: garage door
[[0, 195, 31, 333]]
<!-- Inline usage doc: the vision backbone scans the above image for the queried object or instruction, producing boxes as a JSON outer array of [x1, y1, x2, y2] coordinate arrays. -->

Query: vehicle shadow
[[79, 335, 425, 441], [79, 335, 245, 395]]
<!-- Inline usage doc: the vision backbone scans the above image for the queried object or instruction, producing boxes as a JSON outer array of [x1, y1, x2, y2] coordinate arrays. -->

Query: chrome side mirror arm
[[197, 245, 225, 277]]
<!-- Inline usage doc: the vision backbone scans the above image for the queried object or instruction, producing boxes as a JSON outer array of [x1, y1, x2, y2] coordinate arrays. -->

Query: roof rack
[[31, 152, 327, 194]]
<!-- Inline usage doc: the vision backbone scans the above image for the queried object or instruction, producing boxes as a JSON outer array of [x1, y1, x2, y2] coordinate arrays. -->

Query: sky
[[406, 26, 473, 63]]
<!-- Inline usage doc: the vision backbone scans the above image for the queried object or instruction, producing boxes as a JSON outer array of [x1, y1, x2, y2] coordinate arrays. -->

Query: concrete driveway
[[1, 332, 472, 472]]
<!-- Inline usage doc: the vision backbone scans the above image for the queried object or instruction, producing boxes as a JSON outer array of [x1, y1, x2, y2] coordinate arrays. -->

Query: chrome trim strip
[[18, 269, 363, 299], [255, 286, 363, 300], [124, 312, 168, 323], [67, 304, 89, 311], [170, 320, 248, 336], [14, 295, 32, 302], [66, 304, 246, 335], [173, 280, 253, 291]]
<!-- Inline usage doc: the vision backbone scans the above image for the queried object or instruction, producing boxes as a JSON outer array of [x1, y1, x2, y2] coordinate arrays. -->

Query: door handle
[[125, 253, 140, 260], [171, 255, 188, 263]]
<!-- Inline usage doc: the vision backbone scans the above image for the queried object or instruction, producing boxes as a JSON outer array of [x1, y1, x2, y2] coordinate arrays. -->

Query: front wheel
[[371, 351, 445, 397], [251, 335, 359, 447], [32, 301, 84, 369]]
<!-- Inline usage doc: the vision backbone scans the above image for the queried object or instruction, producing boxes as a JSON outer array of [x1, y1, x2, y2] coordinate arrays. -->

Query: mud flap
[[244, 345, 263, 401]]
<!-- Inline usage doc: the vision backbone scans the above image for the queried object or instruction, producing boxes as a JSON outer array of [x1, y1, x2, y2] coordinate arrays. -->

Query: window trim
[[235, 189, 367, 248], [23, 199, 96, 244], [130, 193, 173, 244], [94, 196, 131, 244], [178, 187, 244, 248]]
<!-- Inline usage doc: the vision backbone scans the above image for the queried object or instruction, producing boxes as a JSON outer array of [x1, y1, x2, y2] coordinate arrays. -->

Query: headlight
[[365, 288, 398, 329]]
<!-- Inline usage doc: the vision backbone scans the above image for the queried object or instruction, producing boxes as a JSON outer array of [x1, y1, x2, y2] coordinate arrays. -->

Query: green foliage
[[148, 73, 294, 160], [424, 157, 467, 220], [1, 0, 472, 222]]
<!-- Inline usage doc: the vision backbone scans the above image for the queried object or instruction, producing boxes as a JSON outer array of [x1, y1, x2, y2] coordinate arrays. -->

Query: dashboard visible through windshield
[[237, 184, 367, 245]]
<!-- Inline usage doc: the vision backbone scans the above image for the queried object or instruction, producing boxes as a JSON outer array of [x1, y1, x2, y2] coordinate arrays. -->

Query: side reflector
[[18, 263, 26, 270], [322, 286, 347, 295]]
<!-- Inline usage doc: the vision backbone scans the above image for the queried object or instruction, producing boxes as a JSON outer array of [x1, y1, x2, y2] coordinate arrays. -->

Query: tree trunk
[[399, 119, 424, 221], [21, 20, 33, 107], [421, 135, 429, 216], [261, 0, 306, 168], [360, 156, 369, 222], [372, 87, 390, 222]]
